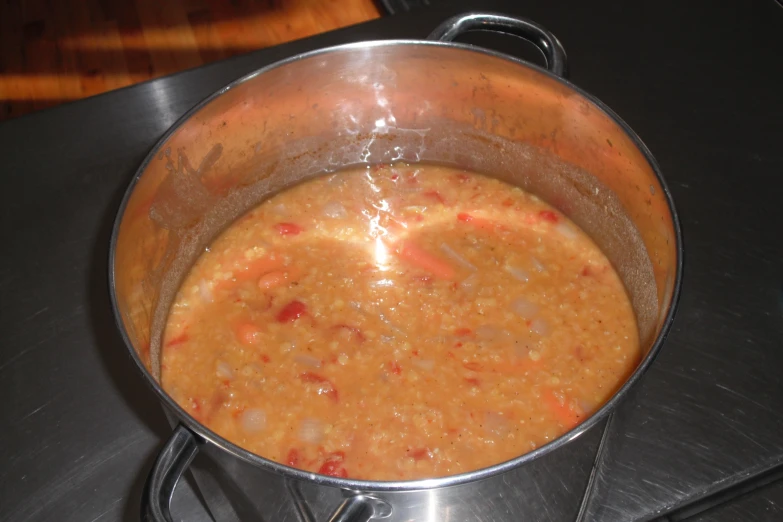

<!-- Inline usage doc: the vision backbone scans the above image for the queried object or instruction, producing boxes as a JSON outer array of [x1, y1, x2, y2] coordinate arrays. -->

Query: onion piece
[[216, 361, 234, 380], [578, 399, 595, 415], [531, 257, 546, 273], [298, 417, 324, 444], [295, 354, 322, 369], [505, 265, 529, 283], [511, 297, 539, 319], [272, 203, 288, 216], [241, 408, 266, 432], [413, 359, 435, 372], [198, 280, 214, 303], [484, 411, 510, 436], [556, 222, 578, 239], [531, 317, 550, 336], [440, 243, 477, 271], [323, 200, 347, 219], [459, 272, 480, 291]]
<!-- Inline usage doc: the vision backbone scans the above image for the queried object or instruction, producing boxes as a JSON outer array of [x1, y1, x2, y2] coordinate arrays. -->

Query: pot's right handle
[[427, 12, 568, 78]]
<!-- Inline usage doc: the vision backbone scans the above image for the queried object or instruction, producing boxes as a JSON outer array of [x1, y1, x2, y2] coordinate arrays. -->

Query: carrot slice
[[395, 240, 455, 279], [223, 255, 285, 287], [257, 269, 300, 290], [235, 323, 261, 345], [544, 391, 581, 430]]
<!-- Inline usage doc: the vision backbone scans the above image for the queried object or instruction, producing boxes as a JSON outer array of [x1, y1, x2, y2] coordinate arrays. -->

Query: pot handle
[[142, 425, 391, 522], [427, 12, 568, 78], [327, 494, 392, 522], [141, 424, 200, 522]]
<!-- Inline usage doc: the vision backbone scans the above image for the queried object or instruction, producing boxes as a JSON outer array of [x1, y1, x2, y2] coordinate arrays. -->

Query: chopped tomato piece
[[299, 372, 339, 402], [454, 328, 473, 337], [538, 210, 559, 223], [389, 361, 402, 375], [260, 354, 271, 363], [464, 377, 481, 387], [287, 448, 301, 467], [407, 447, 430, 460], [331, 324, 366, 343], [274, 222, 303, 236], [318, 451, 348, 477], [276, 300, 307, 322]]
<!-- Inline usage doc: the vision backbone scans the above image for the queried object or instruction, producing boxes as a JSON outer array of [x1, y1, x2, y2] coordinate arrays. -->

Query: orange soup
[[162, 164, 639, 480]]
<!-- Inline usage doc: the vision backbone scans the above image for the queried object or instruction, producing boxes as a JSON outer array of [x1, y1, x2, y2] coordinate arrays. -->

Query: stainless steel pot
[[110, 12, 682, 522]]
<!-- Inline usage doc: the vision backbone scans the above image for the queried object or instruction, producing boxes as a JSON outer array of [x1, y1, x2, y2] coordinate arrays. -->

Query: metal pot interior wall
[[113, 43, 675, 383]]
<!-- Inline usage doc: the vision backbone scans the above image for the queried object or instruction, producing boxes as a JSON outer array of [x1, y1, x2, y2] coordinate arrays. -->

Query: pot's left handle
[[141, 424, 201, 522], [141, 425, 388, 522]]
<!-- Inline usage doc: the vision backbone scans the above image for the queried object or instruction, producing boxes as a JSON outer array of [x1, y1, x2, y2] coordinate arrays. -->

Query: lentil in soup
[[162, 164, 639, 480]]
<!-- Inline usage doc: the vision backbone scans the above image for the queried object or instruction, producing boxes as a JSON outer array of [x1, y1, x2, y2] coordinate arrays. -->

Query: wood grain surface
[[0, 0, 380, 121]]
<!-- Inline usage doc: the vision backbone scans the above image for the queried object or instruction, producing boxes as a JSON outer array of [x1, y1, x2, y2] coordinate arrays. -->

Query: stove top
[[1, 0, 782, 521]]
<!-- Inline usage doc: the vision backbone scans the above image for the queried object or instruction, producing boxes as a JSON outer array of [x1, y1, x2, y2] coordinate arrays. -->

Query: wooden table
[[0, 0, 380, 121]]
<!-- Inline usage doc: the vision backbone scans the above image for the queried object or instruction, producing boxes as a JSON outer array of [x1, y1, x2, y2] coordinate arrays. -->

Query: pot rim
[[109, 38, 684, 492]]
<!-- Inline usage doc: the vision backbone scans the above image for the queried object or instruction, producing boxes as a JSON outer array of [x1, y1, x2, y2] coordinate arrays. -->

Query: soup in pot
[[161, 163, 639, 480]]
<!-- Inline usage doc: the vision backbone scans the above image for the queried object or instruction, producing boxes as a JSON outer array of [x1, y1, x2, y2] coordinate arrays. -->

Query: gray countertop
[[1, 0, 782, 520]]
